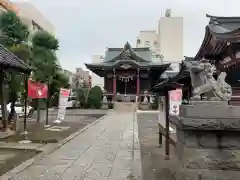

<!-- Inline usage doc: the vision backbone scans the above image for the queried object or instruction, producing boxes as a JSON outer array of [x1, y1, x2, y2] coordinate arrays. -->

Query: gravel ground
[[137, 112, 177, 180]]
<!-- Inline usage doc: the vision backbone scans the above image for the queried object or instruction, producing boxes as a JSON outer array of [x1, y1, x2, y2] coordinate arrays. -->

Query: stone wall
[[175, 101, 240, 180]]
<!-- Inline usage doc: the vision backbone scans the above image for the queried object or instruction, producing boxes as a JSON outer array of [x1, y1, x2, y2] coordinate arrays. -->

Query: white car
[[66, 96, 77, 109], [0, 102, 33, 118]]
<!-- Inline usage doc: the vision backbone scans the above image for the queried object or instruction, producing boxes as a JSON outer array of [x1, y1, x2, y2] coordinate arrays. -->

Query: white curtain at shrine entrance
[[116, 75, 136, 94]]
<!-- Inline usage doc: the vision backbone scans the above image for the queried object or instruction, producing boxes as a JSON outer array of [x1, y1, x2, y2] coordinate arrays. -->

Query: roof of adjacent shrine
[[195, 14, 240, 60], [0, 45, 31, 73]]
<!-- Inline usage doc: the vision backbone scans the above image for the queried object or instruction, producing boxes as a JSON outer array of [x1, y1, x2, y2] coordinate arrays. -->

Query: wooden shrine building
[[85, 42, 170, 102], [153, 14, 240, 105]]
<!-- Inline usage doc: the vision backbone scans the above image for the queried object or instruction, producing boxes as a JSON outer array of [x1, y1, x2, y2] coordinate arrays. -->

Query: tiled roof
[[195, 14, 240, 60], [0, 44, 31, 73], [104, 42, 152, 63]]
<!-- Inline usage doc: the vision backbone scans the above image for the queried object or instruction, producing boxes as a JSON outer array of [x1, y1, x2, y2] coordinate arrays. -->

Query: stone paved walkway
[[8, 111, 141, 180]]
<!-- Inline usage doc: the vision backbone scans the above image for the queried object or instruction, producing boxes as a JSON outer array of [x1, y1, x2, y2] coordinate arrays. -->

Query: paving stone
[[9, 111, 141, 180]]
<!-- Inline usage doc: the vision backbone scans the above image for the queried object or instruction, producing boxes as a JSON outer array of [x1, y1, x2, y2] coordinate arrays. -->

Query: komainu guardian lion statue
[[184, 60, 232, 101]]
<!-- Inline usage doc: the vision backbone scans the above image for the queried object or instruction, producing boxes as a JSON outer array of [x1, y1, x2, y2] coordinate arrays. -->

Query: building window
[[32, 20, 43, 31], [137, 38, 141, 44], [144, 41, 151, 47]]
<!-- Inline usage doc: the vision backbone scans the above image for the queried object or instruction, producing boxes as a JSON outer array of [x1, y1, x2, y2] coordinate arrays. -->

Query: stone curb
[[0, 110, 113, 180]]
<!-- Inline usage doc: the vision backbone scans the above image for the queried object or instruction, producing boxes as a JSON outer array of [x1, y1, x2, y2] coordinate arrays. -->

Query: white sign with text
[[54, 88, 71, 124], [169, 89, 182, 116]]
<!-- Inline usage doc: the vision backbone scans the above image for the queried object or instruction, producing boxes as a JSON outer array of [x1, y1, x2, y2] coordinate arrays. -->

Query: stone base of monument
[[175, 101, 240, 180]]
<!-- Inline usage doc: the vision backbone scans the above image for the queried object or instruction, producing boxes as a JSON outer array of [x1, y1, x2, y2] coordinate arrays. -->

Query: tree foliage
[[31, 31, 59, 82], [0, 10, 69, 110], [0, 11, 31, 106], [0, 11, 29, 47], [31, 31, 59, 51]]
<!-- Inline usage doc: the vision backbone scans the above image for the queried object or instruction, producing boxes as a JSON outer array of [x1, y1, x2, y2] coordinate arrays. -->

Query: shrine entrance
[[116, 75, 136, 94]]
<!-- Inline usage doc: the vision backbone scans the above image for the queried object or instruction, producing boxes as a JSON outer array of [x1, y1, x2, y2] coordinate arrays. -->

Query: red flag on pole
[[28, 80, 48, 99]]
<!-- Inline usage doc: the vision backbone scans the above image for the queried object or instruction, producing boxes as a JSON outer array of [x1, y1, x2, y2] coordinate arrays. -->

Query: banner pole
[[19, 75, 32, 144], [44, 79, 50, 127]]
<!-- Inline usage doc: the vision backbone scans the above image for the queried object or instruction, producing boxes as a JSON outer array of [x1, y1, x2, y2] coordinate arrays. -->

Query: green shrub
[[87, 86, 103, 109], [75, 88, 85, 108], [83, 101, 90, 109]]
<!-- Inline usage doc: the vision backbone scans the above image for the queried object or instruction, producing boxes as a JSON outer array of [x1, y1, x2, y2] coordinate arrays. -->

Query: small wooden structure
[[151, 78, 182, 159], [0, 44, 31, 132]]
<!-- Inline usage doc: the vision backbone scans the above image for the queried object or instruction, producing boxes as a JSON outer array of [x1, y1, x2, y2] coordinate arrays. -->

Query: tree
[[31, 30, 59, 89], [0, 11, 31, 125], [31, 30, 61, 124], [50, 71, 69, 107], [76, 88, 85, 108]]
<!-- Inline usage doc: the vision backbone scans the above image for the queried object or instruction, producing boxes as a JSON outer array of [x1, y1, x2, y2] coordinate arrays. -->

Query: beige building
[[71, 68, 90, 88], [136, 31, 162, 63], [13, 1, 55, 34], [91, 55, 104, 89], [0, 1, 55, 34], [158, 9, 183, 72], [92, 55, 104, 64]]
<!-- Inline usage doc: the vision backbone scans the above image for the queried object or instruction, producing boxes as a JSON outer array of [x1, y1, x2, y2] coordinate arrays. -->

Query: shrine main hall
[[85, 42, 170, 102]]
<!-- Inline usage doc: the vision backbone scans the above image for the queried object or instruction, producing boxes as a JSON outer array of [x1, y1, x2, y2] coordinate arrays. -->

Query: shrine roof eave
[[195, 14, 240, 60], [85, 62, 170, 70], [150, 78, 183, 94], [160, 62, 189, 83]]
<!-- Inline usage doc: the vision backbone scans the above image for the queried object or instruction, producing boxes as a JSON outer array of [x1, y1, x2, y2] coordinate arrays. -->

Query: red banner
[[28, 80, 48, 99]]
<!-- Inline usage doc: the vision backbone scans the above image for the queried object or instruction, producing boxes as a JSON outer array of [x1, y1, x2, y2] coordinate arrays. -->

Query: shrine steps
[[114, 102, 136, 112], [229, 87, 240, 106]]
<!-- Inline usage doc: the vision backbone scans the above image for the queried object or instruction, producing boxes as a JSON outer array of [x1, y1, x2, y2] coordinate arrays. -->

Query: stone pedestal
[[176, 101, 240, 180]]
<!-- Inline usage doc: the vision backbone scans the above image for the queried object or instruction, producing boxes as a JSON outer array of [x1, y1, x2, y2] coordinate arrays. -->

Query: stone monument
[[175, 60, 240, 179]]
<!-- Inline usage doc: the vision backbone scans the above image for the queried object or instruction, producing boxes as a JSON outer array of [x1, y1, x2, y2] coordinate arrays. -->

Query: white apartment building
[[136, 30, 163, 63], [91, 55, 104, 89], [158, 9, 183, 72], [13, 2, 55, 34]]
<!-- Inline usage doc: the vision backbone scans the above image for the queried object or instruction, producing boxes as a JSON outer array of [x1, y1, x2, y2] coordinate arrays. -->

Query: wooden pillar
[[136, 68, 140, 100], [0, 71, 8, 131], [23, 75, 28, 132], [165, 90, 170, 160], [113, 69, 116, 101]]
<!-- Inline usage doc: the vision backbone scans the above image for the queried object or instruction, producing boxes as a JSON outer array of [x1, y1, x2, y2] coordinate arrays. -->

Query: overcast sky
[[14, 0, 240, 71]]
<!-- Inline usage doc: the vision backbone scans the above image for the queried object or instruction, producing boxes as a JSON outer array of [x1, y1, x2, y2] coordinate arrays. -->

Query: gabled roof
[[0, 45, 31, 73], [104, 42, 152, 63], [195, 14, 240, 60]]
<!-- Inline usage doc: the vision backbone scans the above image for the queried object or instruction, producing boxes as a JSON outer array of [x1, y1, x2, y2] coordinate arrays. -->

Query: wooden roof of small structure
[[0, 45, 31, 73]]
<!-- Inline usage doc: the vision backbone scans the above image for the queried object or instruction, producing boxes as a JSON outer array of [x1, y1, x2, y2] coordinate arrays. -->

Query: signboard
[[28, 80, 48, 99], [54, 88, 70, 124], [169, 89, 182, 116]]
